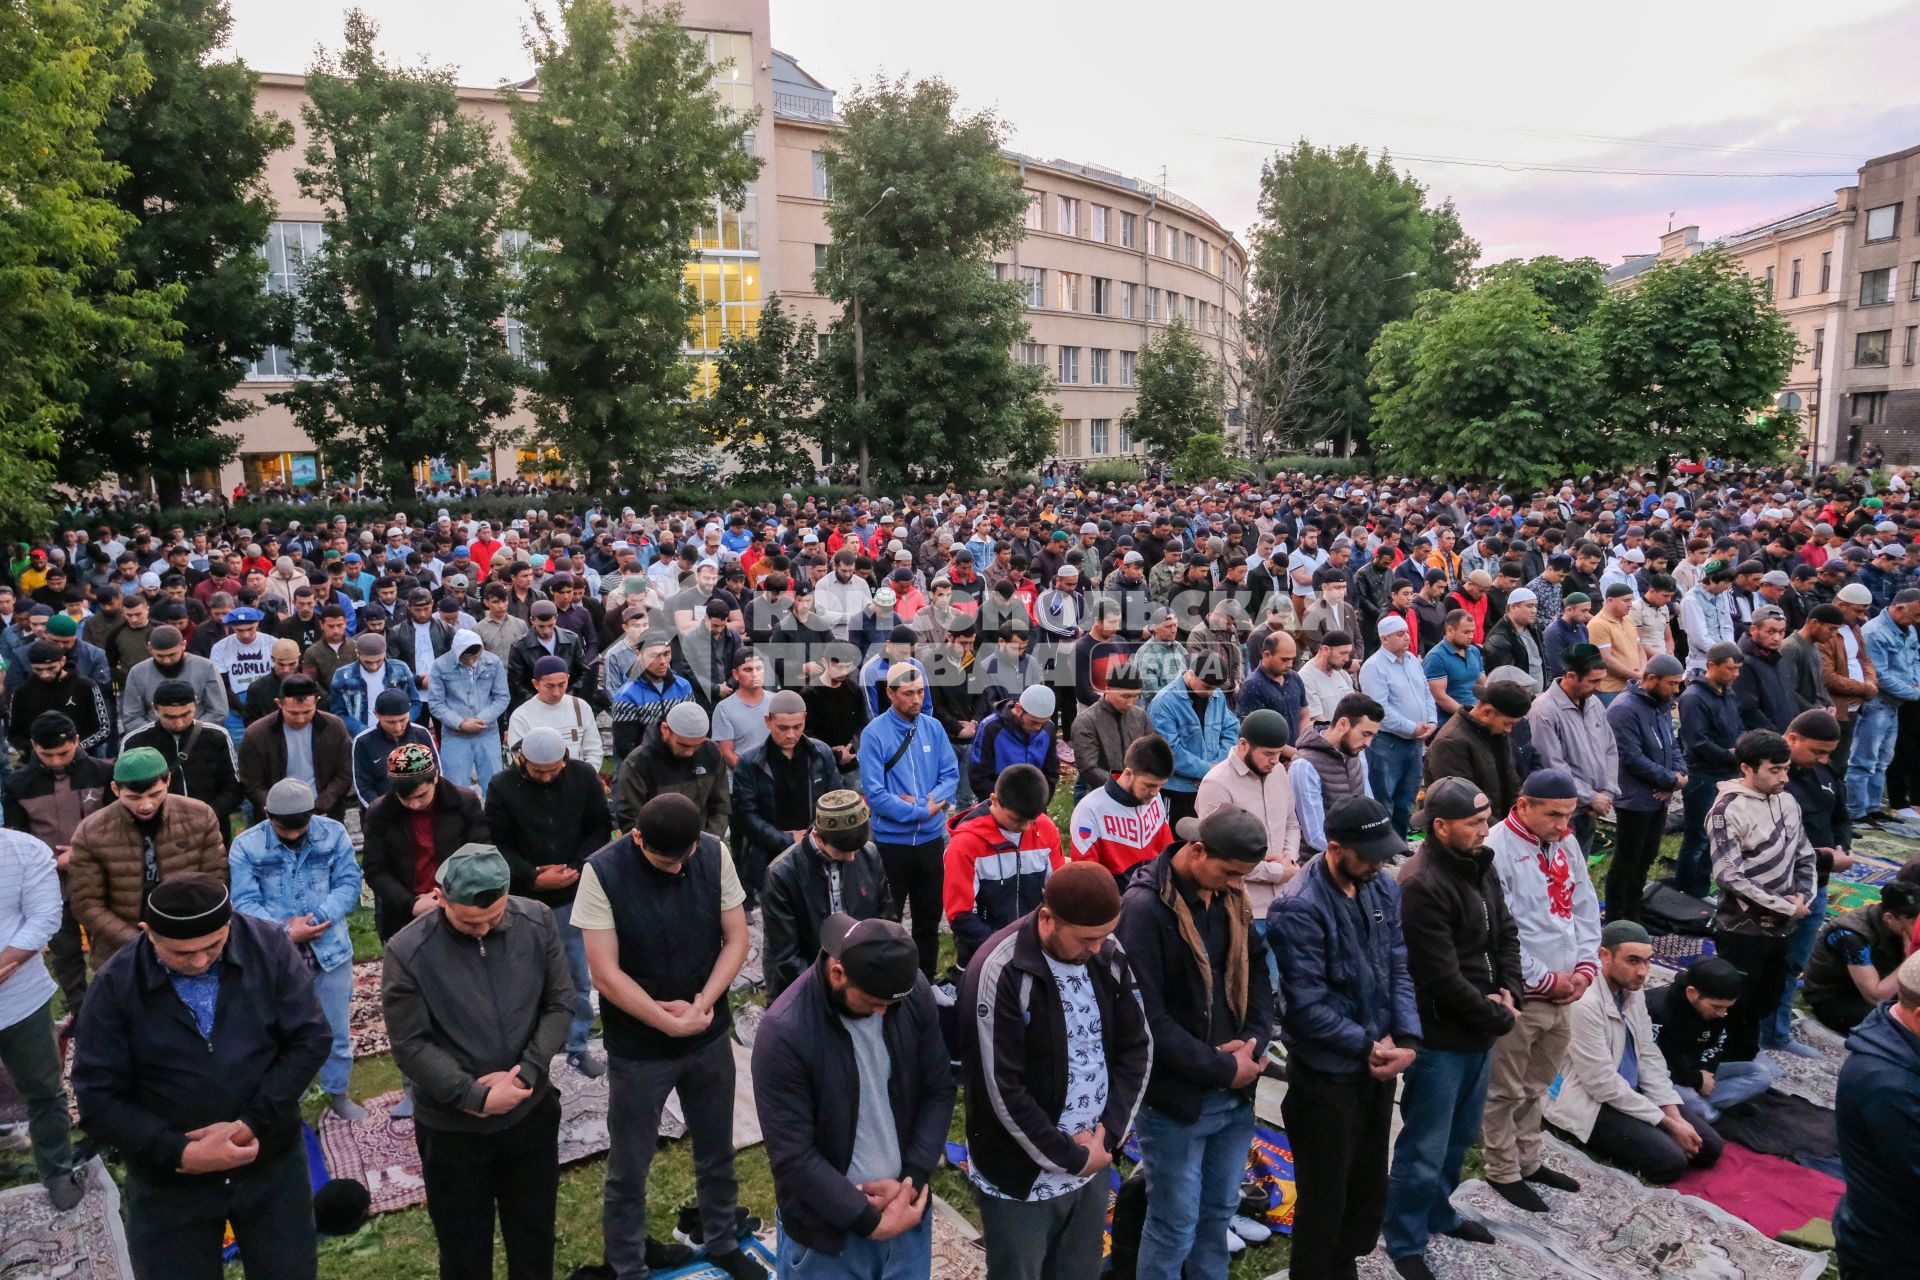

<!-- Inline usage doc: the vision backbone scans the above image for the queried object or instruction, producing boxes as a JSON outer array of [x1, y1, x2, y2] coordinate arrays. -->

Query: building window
[[1120, 282, 1137, 319], [1862, 268, 1893, 306], [1091, 205, 1109, 243], [685, 258, 762, 356], [1058, 346, 1080, 384], [1090, 419, 1110, 454], [1912, 262, 1920, 299], [811, 151, 831, 199], [1184, 232, 1196, 265], [1853, 391, 1887, 425], [249, 220, 326, 379], [1058, 196, 1079, 236], [1020, 266, 1044, 308], [1120, 350, 1136, 386], [1764, 265, 1775, 295], [1856, 329, 1891, 367], [1866, 203, 1900, 243], [1146, 220, 1158, 255], [1090, 277, 1110, 315], [1813, 328, 1825, 370], [1024, 191, 1044, 231], [814, 243, 828, 272], [1185, 294, 1197, 324], [1146, 288, 1160, 322], [1059, 420, 1079, 456], [1119, 419, 1133, 452], [1163, 291, 1177, 321], [1016, 341, 1045, 366], [1121, 212, 1137, 248], [1790, 258, 1802, 297], [1091, 349, 1110, 385], [1907, 326, 1918, 367], [1056, 271, 1079, 312], [1820, 251, 1832, 292]]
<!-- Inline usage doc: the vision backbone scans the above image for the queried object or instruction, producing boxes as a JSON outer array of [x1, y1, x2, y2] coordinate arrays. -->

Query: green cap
[[113, 746, 169, 786], [435, 842, 511, 906], [45, 614, 77, 638]]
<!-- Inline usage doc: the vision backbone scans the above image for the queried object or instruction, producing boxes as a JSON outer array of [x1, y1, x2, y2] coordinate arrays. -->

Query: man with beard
[[10, 641, 113, 759], [3, 711, 113, 1017]]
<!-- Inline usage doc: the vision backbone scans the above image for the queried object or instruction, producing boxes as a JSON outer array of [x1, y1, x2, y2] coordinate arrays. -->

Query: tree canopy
[[701, 294, 820, 486], [1120, 317, 1227, 466]]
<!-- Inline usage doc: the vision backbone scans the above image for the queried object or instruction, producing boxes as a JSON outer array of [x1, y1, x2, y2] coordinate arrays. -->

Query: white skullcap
[[1018, 685, 1057, 719]]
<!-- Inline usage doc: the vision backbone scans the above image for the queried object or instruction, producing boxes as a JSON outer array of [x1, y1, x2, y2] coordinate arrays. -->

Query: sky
[[226, 0, 1920, 265]]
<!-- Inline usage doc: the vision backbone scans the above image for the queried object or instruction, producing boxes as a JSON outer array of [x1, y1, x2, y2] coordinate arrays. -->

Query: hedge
[[1261, 456, 1371, 479]]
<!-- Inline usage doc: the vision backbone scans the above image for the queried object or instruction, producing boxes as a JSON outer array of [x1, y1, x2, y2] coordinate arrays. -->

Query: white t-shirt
[[506, 695, 604, 771], [210, 633, 274, 695]]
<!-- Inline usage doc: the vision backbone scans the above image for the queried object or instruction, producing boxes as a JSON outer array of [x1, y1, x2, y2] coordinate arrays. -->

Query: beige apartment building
[[222, 0, 1244, 493], [1607, 140, 1920, 465]]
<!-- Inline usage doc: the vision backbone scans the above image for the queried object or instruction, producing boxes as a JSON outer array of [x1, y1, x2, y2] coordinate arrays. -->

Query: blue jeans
[[1367, 734, 1424, 836], [1675, 772, 1722, 897], [776, 1211, 930, 1280], [224, 707, 247, 751], [439, 731, 501, 795], [1134, 1092, 1254, 1280], [1766, 882, 1827, 1046], [1677, 1058, 1778, 1121], [552, 901, 595, 1054], [313, 959, 354, 1096], [1846, 698, 1899, 817], [1384, 1046, 1492, 1260], [1597, 689, 1621, 707]]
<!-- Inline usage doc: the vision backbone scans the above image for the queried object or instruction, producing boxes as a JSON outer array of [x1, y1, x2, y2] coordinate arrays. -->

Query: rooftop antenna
[[1667, 211, 1676, 232]]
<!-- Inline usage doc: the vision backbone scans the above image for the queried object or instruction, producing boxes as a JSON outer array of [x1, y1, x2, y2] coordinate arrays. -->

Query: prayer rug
[[652, 1235, 778, 1279], [729, 916, 765, 994], [1273, 1231, 1590, 1280], [1243, 1124, 1296, 1235], [930, 1195, 989, 1280], [661, 1040, 761, 1151], [1669, 1144, 1843, 1240], [1823, 879, 1882, 916], [732, 1000, 765, 1047], [349, 960, 388, 1058], [0, 1156, 133, 1279], [1649, 931, 1709, 971], [1761, 1019, 1845, 1110], [1712, 1092, 1838, 1162], [1451, 1135, 1827, 1280]]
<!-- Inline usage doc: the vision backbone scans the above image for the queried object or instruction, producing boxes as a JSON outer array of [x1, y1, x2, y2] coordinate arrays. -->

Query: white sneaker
[[1225, 1230, 1246, 1255], [931, 981, 958, 1008], [1230, 1215, 1273, 1244]]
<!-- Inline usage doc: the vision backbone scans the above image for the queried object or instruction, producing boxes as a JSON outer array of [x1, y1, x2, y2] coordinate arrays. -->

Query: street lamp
[[851, 186, 897, 487]]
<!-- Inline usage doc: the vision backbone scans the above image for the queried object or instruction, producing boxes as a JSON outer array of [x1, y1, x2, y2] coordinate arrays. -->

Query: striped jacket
[[1708, 778, 1817, 939]]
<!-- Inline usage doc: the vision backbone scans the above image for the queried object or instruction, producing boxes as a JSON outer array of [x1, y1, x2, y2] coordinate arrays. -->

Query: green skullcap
[[113, 746, 169, 786]]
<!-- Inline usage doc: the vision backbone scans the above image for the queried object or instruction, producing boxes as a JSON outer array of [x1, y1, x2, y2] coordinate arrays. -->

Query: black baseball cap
[[1324, 796, 1406, 862], [820, 914, 920, 1001], [1411, 776, 1492, 829]]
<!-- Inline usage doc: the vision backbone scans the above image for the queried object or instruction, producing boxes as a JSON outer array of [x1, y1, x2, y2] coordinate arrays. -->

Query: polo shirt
[[1586, 609, 1644, 694], [1422, 641, 1484, 709]]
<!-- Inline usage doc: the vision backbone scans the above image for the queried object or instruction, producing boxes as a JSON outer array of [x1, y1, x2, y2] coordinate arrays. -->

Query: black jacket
[[485, 757, 613, 907], [120, 721, 243, 834], [10, 672, 113, 757], [751, 960, 956, 1254], [1646, 979, 1727, 1091], [1115, 849, 1274, 1123], [760, 834, 891, 1000], [1733, 636, 1795, 732], [959, 911, 1151, 1200], [506, 628, 591, 713], [361, 779, 492, 940], [70, 915, 330, 1185], [672, 626, 748, 711], [386, 614, 456, 677], [731, 737, 844, 883], [1834, 1005, 1920, 1278], [612, 728, 731, 836], [1396, 841, 1523, 1053], [1480, 615, 1540, 680]]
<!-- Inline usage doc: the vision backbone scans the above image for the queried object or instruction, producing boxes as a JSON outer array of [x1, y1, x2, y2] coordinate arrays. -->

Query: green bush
[[1262, 455, 1369, 479], [1079, 459, 1145, 487]]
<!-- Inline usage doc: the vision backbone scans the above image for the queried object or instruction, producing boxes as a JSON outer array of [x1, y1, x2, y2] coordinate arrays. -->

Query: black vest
[[586, 832, 732, 1059]]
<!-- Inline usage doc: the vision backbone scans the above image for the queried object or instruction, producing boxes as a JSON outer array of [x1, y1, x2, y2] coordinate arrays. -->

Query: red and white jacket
[[1485, 814, 1602, 997], [1067, 780, 1172, 878]]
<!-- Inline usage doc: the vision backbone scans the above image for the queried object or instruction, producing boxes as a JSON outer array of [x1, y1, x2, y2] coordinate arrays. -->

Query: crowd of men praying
[[0, 462, 1917, 1280]]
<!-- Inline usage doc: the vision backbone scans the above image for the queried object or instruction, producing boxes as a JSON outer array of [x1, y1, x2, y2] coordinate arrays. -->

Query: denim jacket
[[426, 647, 511, 730], [329, 658, 418, 737], [228, 815, 362, 972]]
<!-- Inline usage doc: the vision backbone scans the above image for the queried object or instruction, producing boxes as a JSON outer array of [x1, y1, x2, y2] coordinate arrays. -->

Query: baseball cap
[[1324, 795, 1406, 861], [820, 914, 920, 1002], [1172, 805, 1268, 863], [1411, 775, 1491, 828], [436, 843, 511, 907]]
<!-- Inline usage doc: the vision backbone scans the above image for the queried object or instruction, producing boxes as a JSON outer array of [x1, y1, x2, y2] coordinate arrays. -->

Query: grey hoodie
[[1707, 777, 1817, 938], [119, 652, 229, 738]]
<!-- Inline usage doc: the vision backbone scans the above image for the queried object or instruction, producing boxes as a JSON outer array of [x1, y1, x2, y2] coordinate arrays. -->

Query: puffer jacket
[[760, 834, 891, 1000], [942, 802, 1064, 967], [66, 796, 228, 965], [1267, 853, 1421, 1077], [1707, 777, 1817, 939]]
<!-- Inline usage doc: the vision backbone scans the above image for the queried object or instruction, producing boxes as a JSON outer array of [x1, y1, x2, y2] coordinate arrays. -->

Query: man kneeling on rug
[[1545, 920, 1725, 1183]]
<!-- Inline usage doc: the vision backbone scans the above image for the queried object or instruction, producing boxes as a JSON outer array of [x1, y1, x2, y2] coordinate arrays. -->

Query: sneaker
[[645, 1237, 694, 1269], [46, 1166, 86, 1212], [1442, 1219, 1496, 1245], [1488, 1179, 1549, 1212], [931, 981, 958, 1008], [568, 1050, 608, 1079], [1229, 1215, 1273, 1243], [709, 1248, 771, 1280], [675, 1203, 759, 1247], [1224, 1230, 1245, 1255], [327, 1094, 369, 1122], [390, 1086, 414, 1120], [1523, 1165, 1580, 1193], [1391, 1257, 1437, 1280]]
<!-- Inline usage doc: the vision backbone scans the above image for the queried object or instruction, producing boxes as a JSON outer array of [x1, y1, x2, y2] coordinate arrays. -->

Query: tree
[[815, 75, 1055, 484], [1174, 432, 1231, 484], [1120, 318, 1226, 466], [1233, 283, 1332, 468], [1589, 251, 1801, 483], [1249, 141, 1478, 455], [64, 0, 293, 505], [509, 0, 759, 492], [0, 0, 178, 530], [701, 294, 820, 485], [1478, 255, 1609, 332], [276, 11, 516, 495], [1367, 268, 1604, 488]]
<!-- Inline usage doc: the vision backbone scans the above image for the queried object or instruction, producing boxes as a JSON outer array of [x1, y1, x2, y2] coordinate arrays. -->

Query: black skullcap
[[143, 872, 231, 940], [374, 688, 413, 717], [1318, 629, 1353, 648], [29, 711, 77, 746], [1043, 861, 1122, 926], [27, 641, 62, 666], [1682, 955, 1742, 1001], [636, 793, 702, 860], [152, 679, 197, 707], [1788, 708, 1842, 741]]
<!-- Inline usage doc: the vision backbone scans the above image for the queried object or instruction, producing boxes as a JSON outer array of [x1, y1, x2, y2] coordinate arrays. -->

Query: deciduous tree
[[277, 10, 516, 495], [702, 294, 820, 485], [509, 0, 760, 491], [1120, 318, 1226, 466]]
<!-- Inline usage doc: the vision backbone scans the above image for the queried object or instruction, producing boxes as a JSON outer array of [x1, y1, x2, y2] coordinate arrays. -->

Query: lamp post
[[851, 186, 896, 488]]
